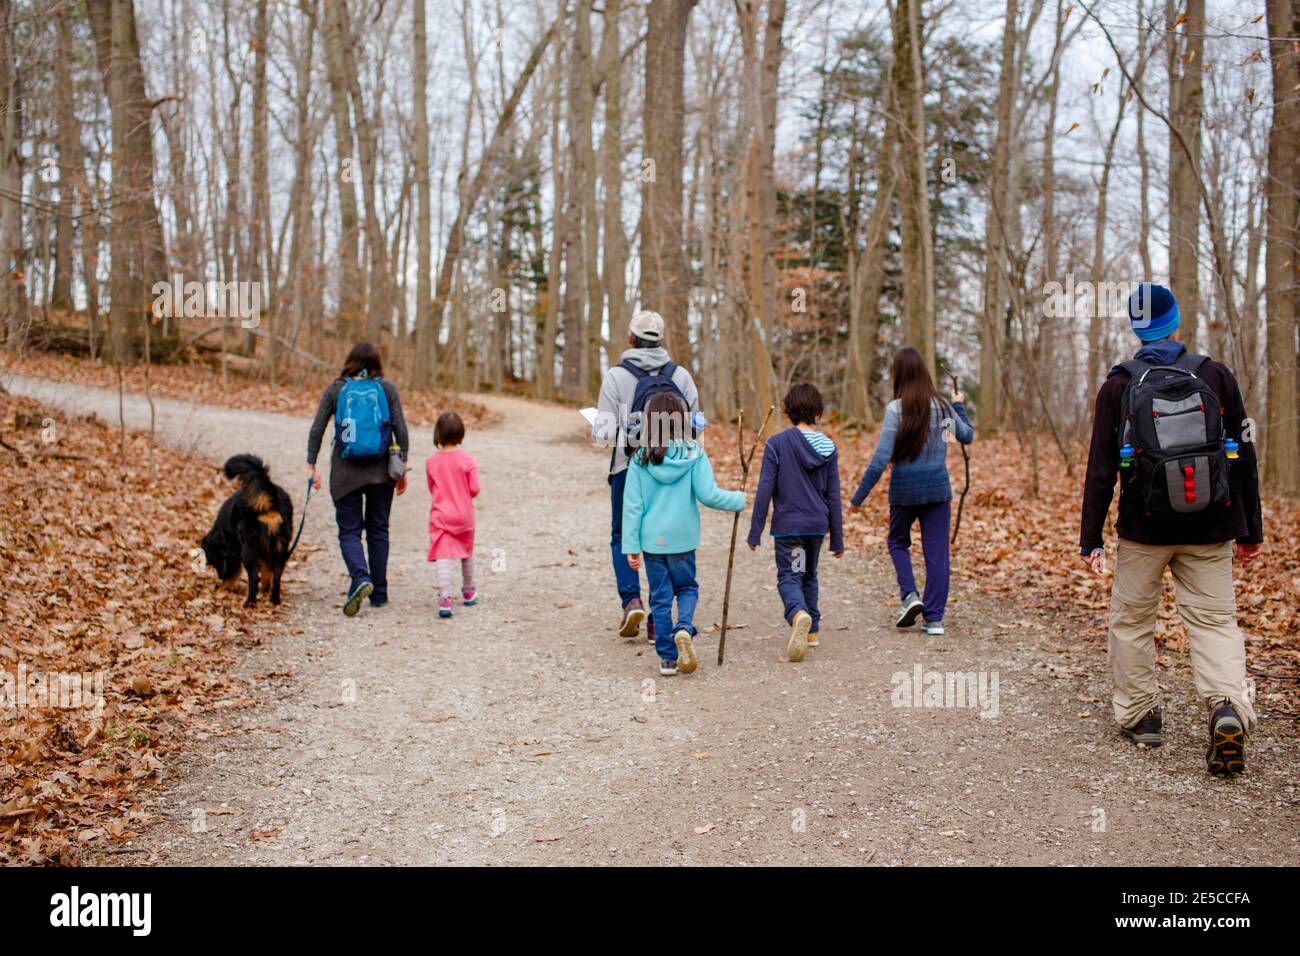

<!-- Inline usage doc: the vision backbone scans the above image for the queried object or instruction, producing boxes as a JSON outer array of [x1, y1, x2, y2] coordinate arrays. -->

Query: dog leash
[[287, 477, 315, 559]]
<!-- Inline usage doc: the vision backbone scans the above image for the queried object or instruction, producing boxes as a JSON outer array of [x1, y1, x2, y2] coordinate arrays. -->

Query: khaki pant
[[1109, 539, 1256, 732]]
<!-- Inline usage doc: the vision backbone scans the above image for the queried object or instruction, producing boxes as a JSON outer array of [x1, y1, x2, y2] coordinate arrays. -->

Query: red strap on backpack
[[1183, 464, 1196, 504]]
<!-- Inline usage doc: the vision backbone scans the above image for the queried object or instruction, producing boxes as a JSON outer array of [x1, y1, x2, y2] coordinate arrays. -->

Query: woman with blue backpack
[[307, 342, 410, 616]]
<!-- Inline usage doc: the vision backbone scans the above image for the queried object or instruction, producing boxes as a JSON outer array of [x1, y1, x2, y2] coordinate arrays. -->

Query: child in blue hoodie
[[622, 393, 746, 676], [748, 383, 844, 663]]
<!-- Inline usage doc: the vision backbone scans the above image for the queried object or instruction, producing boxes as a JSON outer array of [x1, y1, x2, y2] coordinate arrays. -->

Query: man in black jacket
[[1079, 283, 1262, 776]]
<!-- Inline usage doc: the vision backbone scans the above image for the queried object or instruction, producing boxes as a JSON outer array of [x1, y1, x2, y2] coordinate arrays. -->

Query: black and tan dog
[[202, 454, 294, 606]]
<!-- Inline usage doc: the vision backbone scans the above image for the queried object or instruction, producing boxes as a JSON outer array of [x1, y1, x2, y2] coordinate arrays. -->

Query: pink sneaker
[[462, 588, 477, 606], [438, 597, 453, 618]]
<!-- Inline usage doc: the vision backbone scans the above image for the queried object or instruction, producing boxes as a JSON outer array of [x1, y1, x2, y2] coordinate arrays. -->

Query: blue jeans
[[774, 534, 823, 633], [609, 470, 642, 607], [335, 482, 395, 603], [887, 500, 950, 622], [643, 551, 698, 661]]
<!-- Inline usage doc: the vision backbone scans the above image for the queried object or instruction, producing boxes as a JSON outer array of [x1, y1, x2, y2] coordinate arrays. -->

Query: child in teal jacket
[[622, 394, 745, 677]]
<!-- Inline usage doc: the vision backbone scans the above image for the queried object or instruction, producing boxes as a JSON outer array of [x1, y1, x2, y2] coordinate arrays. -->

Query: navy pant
[[335, 482, 395, 603], [774, 534, 823, 633], [644, 551, 698, 661], [609, 470, 642, 607], [887, 500, 951, 622]]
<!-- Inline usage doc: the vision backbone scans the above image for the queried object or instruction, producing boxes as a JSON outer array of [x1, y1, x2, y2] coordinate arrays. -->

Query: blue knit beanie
[[1127, 282, 1180, 342]]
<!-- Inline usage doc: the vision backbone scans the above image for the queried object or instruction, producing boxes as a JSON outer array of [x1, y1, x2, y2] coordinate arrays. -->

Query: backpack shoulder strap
[[1176, 352, 1210, 374], [658, 361, 677, 380], [618, 359, 649, 380], [1118, 359, 1150, 383]]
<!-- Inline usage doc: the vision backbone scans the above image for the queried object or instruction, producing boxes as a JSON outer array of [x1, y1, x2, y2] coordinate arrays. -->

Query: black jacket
[[1079, 352, 1263, 554]]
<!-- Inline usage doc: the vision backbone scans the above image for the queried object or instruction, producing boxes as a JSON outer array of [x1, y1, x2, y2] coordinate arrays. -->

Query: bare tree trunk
[[844, 106, 898, 427], [537, 12, 564, 400], [599, 0, 629, 356], [413, 0, 434, 383], [571, 0, 602, 398], [0, 0, 26, 345], [86, 0, 168, 362], [892, 0, 935, 374], [1087, 82, 1127, 387], [50, 9, 79, 313], [321, 0, 363, 332], [1168, 0, 1204, 350], [252, 0, 274, 381], [978, 0, 1018, 426], [1264, 0, 1300, 495], [1136, 0, 1153, 280], [640, 0, 696, 359]]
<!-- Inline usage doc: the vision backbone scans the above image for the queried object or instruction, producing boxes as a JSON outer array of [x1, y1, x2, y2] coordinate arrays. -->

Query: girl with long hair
[[620, 393, 745, 677], [849, 347, 974, 634]]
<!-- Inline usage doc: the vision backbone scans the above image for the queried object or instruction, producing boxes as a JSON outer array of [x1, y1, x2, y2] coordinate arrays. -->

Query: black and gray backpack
[[1117, 352, 1230, 518]]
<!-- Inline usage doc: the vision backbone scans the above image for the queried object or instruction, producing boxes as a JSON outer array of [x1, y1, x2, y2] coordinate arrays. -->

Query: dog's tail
[[223, 454, 278, 514], [223, 453, 270, 483]]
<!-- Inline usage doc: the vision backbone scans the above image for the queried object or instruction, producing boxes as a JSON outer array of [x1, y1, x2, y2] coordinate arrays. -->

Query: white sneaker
[[924, 620, 945, 636]]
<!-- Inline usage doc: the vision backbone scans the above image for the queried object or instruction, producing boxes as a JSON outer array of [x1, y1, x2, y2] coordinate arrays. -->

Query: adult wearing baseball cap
[[1079, 281, 1263, 775], [591, 310, 702, 640]]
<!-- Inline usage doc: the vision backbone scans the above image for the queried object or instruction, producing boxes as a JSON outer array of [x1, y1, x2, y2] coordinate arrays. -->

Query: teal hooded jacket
[[621, 441, 745, 555]]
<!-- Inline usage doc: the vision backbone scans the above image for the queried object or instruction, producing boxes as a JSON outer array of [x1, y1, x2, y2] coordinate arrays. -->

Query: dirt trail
[[7, 373, 1298, 865]]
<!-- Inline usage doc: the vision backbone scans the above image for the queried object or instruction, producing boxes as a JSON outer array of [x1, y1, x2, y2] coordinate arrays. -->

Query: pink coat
[[426, 448, 479, 560]]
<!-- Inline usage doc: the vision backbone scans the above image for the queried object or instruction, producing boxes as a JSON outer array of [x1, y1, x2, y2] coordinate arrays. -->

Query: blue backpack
[[335, 372, 392, 461], [620, 360, 692, 457]]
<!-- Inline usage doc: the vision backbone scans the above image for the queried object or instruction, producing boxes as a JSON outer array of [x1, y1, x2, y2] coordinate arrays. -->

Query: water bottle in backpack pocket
[[335, 372, 392, 461], [1118, 353, 1231, 517]]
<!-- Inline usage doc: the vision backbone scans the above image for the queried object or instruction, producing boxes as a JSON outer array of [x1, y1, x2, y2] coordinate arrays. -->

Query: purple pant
[[886, 500, 951, 622]]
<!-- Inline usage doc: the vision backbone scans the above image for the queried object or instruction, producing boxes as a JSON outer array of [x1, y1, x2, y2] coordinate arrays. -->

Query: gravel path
[[7, 373, 1298, 866]]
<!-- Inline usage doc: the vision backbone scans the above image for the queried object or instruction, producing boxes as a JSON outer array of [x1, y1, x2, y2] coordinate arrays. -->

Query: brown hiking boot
[[1120, 705, 1164, 748], [1207, 702, 1246, 777]]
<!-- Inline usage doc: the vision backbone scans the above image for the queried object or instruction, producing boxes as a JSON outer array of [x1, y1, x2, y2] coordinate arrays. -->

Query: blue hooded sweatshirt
[[747, 427, 844, 552], [621, 441, 745, 555]]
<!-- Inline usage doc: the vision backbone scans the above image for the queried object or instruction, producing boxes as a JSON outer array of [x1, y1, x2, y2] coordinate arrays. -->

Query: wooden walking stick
[[718, 404, 775, 666], [940, 362, 971, 545]]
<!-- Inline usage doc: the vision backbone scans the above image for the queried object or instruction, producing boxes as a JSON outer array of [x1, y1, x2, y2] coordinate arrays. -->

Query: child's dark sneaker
[[1120, 705, 1164, 748], [438, 597, 454, 619], [619, 600, 646, 637], [923, 620, 944, 636], [462, 588, 477, 606], [674, 629, 698, 674], [896, 591, 923, 628], [806, 630, 820, 648], [787, 610, 811, 662], [343, 580, 374, 617], [1207, 702, 1246, 776], [658, 658, 678, 677]]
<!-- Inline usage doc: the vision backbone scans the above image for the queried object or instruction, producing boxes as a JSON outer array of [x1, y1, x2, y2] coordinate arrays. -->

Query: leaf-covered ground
[[0, 390, 291, 865]]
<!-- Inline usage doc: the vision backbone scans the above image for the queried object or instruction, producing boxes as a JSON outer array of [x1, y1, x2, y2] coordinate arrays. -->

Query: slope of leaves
[[1, 351, 493, 431], [0, 392, 279, 865], [706, 418, 1300, 719]]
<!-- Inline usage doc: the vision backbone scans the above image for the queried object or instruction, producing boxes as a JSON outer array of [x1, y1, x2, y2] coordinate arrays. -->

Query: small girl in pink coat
[[426, 411, 479, 618]]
